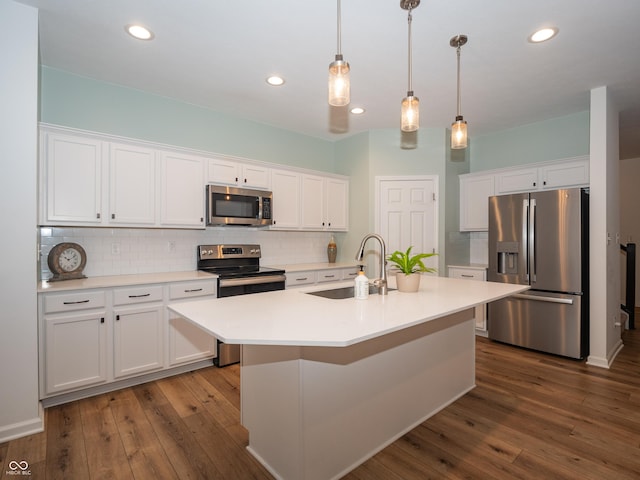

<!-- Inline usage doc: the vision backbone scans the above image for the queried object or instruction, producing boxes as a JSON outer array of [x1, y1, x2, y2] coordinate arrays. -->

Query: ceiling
[[16, 0, 640, 157]]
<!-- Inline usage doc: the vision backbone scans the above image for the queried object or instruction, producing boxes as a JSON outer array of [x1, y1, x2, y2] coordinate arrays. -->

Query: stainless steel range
[[197, 244, 286, 366]]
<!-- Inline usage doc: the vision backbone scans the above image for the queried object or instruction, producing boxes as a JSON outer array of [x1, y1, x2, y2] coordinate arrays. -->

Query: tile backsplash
[[39, 227, 337, 281]]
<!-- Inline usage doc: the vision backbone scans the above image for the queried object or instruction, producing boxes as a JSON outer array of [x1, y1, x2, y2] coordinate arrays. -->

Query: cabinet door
[[495, 168, 539, 194], [207, 158, 240, 185], [242, 164, 270, 189], [540, 159, 589, 189], [109, 142, 156, 225], [113, 305, 164, 378], [44, 311, 107, 395], [45, 132, 103, 224], [459, 174, 495, 231], [325, 178, 349, 231], [301, 174, 325, 229], [160, 151, 205, 227], [270, 169, 301, 229]]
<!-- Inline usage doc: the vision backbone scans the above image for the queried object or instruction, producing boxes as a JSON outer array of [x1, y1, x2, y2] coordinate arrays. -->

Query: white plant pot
[[395, 272, 421, 292]]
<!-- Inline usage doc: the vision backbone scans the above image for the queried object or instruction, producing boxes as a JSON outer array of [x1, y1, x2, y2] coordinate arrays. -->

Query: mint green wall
[[40, 67, 335, 172], [470, 111, 590, 172]]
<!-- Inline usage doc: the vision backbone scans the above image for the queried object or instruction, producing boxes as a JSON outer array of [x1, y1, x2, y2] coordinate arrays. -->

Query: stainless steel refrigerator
[[487, 188, 589, 359]]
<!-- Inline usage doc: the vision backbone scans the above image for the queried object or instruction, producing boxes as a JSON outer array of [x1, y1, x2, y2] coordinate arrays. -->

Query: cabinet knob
[[112, 213, 116, 219], [100, 317, 105, 324], [116, 314, 120, 321], [533, 182, 537, 187], [96, 213, 101, 219]]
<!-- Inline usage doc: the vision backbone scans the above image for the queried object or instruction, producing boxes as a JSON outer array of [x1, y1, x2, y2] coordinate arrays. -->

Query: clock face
[[59, 247, 82, 272]]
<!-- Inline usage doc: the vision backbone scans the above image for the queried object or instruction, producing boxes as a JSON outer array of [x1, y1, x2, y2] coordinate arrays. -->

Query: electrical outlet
[[111, 243, 120, 255], [168, 241, 176, 253]]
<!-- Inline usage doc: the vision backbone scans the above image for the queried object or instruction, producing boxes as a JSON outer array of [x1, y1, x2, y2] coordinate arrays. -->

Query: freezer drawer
[[488, 291, 587, 359]]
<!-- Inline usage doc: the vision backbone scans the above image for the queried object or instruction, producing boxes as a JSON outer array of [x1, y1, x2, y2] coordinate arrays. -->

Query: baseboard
[[0, 403, 44, 443], [586, 338, 624, 369]]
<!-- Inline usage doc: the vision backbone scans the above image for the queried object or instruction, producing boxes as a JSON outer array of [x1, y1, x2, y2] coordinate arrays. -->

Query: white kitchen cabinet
[[459, 173, 495, 231], [494, 167, 539, 194], [109, 142, 156, 225], [42, 131, 104, 225], [207, 157, 270, 189], [168, 280, 217, 366], [270, 168, 301, 229], [301, 174, 349, 231], [160, 151, 205, 227], [539, 159, 589, 189], [285, 270, 318, 288], [448, 266, 487, 333], [41, 290, 108, 396]]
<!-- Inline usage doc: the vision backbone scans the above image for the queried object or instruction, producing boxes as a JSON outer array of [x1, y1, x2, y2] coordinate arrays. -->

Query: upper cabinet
[[160, 151, 205, 227], [460, 156, 589, 231], [207, 157, 270, 190], [39, 125, 349, 232], [43, 131, 104, 225], [301, 175, 348, 231]]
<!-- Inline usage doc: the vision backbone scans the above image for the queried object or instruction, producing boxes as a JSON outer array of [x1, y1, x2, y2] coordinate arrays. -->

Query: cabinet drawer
[[448, 268, 486, 281], [43, 290, 106, 314], [317, 270, 341, 283], [286, 271, 317, 287], [113, 285, 163, 305], [169, 280, 216, 300], [341, 267, 359, 280]]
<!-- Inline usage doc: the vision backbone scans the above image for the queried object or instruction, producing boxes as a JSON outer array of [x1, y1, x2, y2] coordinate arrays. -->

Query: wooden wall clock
[[47, 242, 87, 281]]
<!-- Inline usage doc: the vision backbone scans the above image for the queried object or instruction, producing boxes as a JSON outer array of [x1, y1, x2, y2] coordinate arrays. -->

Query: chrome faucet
[[355, 233, 388, 295]]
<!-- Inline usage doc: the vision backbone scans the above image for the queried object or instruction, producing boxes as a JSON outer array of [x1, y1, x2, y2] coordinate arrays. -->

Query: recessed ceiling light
[[350, 107, 365, 115], [125, 24, 154, 40], [528, 27, 558, 43], [266, 76, 285, 86]]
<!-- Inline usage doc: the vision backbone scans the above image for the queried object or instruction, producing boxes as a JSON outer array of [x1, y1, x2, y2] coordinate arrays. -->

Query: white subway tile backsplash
[[39, 227, 335, 281]]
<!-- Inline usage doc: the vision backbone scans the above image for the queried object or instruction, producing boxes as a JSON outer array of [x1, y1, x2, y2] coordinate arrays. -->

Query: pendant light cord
[[407, 7, 413, 94], [456, 45, 461, 117], [336, 0, 342, 56]]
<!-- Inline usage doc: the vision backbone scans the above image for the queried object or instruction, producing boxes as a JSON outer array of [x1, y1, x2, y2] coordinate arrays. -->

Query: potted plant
[[387, 246, 437, 292]]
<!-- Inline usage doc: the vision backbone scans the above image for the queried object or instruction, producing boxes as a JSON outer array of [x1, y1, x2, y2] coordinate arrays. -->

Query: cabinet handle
[[235, 177, 238, 182], [100, 317, 104, 324], [96, 213, 101, 219], [543, 181, 547, 185], [200, 217, 203, 222], [128, 293, 151, 298], [244, 178, 247, 183], [461, 274, 474, 278], [112, 213, 116, 219], [323, 275, 336, 279], [533, 182, 536, 187], [184, 288, 203, 293], [296, 277, 308, 281], [116, 315, 120, 321], [63, 299, 90, 305]]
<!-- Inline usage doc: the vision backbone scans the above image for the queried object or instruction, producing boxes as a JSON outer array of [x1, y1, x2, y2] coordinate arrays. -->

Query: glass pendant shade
[[328, 56, 350, 106], [451, 116, 468, 149], [401, 94, 419, 132]]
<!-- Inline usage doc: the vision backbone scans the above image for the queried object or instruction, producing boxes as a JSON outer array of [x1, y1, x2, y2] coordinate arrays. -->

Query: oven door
[[218, 274, 286, 297]]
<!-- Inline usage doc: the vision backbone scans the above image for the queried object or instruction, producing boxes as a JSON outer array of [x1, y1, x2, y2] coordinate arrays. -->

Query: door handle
[[512, 293, 574, 305]]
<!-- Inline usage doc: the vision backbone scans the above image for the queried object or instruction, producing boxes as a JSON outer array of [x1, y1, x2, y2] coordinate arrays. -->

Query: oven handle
[[219, 274, 286, 288]]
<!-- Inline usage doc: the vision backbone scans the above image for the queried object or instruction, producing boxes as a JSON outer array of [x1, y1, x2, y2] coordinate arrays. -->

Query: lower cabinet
[[39, 277, 217, 400], [447, 266, 488, 333], [44, 310, 108, 394], [285, 266, 359, 289]]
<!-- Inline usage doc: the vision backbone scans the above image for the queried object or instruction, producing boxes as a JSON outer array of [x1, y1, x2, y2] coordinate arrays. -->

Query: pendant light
[[328, 0, 350, 106], [400, 0, 420, 132], [450, 34, 468, 149]]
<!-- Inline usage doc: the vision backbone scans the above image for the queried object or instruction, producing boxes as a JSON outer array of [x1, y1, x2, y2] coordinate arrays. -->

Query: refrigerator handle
[[522, 199, 529, 282], [529, 198, 537, 283]]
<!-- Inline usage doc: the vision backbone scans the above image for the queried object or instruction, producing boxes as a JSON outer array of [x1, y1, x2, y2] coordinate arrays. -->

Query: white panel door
[[377, 177, 438, 273]]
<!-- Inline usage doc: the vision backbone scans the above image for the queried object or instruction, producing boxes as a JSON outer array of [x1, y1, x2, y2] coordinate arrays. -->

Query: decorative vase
[[395, 272, 421, 292], [327, 235, 337, 263]]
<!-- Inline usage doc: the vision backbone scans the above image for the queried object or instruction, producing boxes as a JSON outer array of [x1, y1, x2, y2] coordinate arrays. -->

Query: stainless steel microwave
[[206, 185, 273, 226]]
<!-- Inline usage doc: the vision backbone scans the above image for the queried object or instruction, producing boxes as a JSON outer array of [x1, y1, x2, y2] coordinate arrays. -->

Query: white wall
[[587, 86, 622, 368], [0, 1, 42, 441], [620, 157, 640, 307]]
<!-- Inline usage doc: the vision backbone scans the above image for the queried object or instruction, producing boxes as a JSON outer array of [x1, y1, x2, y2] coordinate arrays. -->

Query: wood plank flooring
[[2, 327, 639, 479]]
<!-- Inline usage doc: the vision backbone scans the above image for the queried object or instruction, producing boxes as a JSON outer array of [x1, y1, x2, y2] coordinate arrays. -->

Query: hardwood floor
[[2, 328, 639, 479]]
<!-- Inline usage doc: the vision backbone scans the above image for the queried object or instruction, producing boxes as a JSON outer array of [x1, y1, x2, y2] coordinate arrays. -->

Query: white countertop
[[38, 270, 217, 293], [274, 262, 358, 272], [168, 275, 527, 347]]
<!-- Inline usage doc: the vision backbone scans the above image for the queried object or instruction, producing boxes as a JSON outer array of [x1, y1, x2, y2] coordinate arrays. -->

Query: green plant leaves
[[387, 246, 437, 275]]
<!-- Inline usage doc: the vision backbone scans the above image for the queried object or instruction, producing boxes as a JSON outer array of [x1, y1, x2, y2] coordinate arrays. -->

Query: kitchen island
[[168, 275, 527, 480]]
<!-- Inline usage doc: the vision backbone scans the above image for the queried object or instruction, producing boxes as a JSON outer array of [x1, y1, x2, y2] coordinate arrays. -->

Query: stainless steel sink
[[306, 285, 395, 299]]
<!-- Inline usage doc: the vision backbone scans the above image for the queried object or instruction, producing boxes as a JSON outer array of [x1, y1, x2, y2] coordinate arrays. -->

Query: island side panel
[[241, 308, 476, 480]]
